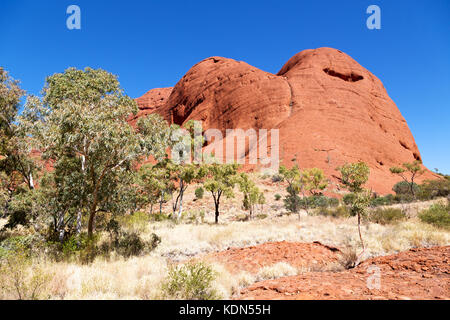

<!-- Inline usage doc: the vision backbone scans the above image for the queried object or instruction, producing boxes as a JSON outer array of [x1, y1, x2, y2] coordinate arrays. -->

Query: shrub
[[342, 193, 357, 205], [327, 197, 340, 207], [256, 262, 298, 281], [299, 195, 339, 209], [393, 193, 415, 203], [150, 212, 170, 222], [369, 194, 394, 207], [116, 232, 145, 258], [195, 187, 204, 199], [316, 206, 350, 218], [339, 246, 358, 269], [119, 211, 150, 232], [274, 194, 281, 201], [271, 174, 283, 183], [283, 186, 302, 213], [368, 208, 406, 225], [161, 262, 221, 300], [0, 247, 52, 299], [419, 179, 450, 200], [393, 181, 419, 196], [419, 203, 450, 229]]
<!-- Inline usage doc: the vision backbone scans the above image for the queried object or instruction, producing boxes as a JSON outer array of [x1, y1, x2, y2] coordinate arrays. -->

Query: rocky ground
[[206, 243, 449, 300]]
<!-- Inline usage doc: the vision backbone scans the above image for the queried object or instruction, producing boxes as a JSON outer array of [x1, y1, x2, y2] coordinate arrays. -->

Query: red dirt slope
[[239, 246, 450, 300]]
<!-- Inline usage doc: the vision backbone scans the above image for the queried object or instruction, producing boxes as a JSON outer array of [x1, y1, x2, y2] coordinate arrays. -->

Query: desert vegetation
[[1, 67, 449, 300]]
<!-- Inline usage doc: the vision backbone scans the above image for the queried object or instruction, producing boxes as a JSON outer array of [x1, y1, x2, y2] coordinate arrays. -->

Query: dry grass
[[1, 189, 449, 300]]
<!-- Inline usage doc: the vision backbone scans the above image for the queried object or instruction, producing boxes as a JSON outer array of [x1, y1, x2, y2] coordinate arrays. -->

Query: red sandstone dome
[[132, 47, 438, 194]]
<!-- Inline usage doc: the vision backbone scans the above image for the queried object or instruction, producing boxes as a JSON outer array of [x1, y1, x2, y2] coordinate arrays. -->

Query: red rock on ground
[[204, 241, 341, 274], [134, 48, 439, 194], [239, 246, 450, 300]]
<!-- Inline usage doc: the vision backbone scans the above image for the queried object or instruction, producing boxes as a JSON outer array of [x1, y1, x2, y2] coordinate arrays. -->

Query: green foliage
[[342, 193, 357, 206], [301, 168, 328, 195], [393, 181, 420, 196], [0, 246, 52, 300], [204, 162, 240, 223], [338, 162, 370, 193], [368, 208, 406, 225], [419, 203, 450, 229], [299, 195, 339, 209], [316, 206, 350, 218], [238, 173, 264, 218], [389, 161, 425, 197], [418, 179, 450, 200], [195, 187, 204, 199], [21, 67, 171, 238], [161, 262, 221, 300], [369, 194, 395, 207], [283, 185, 302, 213], [274, 193, 281, 201]]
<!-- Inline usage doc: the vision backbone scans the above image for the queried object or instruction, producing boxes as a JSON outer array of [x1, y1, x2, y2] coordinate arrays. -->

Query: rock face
[[134, 47, 437, 194]]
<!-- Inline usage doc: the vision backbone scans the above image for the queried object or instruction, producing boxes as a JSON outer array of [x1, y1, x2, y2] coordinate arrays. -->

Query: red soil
[[237, 245, 450, 300]]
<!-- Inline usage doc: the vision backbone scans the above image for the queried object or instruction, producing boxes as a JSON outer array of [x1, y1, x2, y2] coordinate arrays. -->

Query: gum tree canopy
[[22, 67, 170, 238]]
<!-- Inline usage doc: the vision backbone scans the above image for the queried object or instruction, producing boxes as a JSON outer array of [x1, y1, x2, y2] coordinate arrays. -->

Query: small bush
[[299, 195, 339, 209], [161, 262, 221, 300], [271, 174, 283, 183], [116, 232, 145, 258], [419, 203, 450, 229], [393, 181, 419, 196], [283, 186, 302, 213], [274, 194, 281, 201], [339, 247, 358, 269], [317, 206, 350, 218], [368, 208, 406, 225], [393, 193, 415, 203], [370, 194, 394, 207], [150, 212, 170, 222], [419, 179, 450, 200], [255, 213, 268, 220], [119, 211, 150, 232], [195, 187, 204, 199], [256, 262, 297, 281], [0, 247, 52, 299], [342, 193, 357, 206]]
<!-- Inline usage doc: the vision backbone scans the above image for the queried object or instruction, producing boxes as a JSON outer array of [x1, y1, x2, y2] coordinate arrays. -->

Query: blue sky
[[1, 0, 449, 173]]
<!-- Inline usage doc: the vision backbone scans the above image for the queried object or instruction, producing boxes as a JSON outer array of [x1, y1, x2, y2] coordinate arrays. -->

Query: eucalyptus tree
[[390, 160, 425, 198], [0, 68, 39, 223], [21, 67, 170, 238], [337, 161, 371, 264], [204, 163, 240, 224], [238, 172, 263, 219]]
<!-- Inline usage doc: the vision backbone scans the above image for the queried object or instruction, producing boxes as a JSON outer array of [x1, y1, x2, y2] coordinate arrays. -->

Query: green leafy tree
[[301, 168, 328, 195], [21, 67, 170, 238], [389, 160, 425, 197], [204, 163, 239, 224], [0, 68, 37, 221], [238, 173, 264, 219], [278, 164, 303, 214], [337, 162, 371, 262]]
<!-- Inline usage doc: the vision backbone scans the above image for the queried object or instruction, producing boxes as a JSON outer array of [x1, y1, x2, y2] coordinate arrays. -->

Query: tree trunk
[[178, 189, 184, 219], [76, 210, 82, 235], [149, 203, 153, 215], [214, 202, 219, 224], [87, 206, 96, 239], [58, 213, 65, 242]]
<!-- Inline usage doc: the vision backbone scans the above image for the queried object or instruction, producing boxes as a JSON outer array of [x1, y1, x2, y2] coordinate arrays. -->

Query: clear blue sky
[[1, 0, 449, 173]]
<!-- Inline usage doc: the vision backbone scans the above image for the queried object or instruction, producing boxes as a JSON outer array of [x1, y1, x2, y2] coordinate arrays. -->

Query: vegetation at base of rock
[[419, 203, 450, 229], [161, 262, 221, 300]]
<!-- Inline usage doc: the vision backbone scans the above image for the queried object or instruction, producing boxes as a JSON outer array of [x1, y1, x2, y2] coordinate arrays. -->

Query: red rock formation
[[134, 48, 438, 194], [128, 87, 172, 126]]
